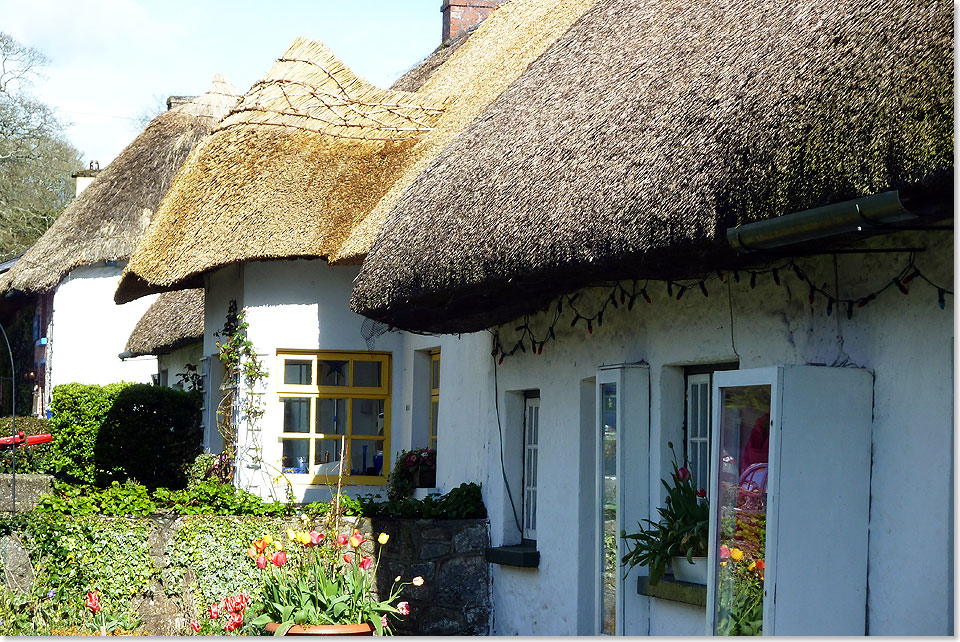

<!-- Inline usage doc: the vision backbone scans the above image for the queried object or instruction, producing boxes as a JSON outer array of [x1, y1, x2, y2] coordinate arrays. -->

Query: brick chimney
[[441, 0, 502, 42]]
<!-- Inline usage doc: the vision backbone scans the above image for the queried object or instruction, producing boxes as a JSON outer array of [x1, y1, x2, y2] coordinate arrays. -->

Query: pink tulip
[[397, 601, 411, 616], [677, 467, 690, 482], [337, 534, 349, 547], [359, 556, 372, 570], [719, 545, 731, 559], [309, 530, 323, 545], [256, 555, 267, 569], [381, 615, 389, 629], [272, 551, 288, 567]]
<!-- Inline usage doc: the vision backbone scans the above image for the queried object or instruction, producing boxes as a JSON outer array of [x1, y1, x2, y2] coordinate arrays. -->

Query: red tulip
[[190, 620, 201, 633], [697, 488, 706, 498], [343, 553, 353, 564], [256, 555, 268, 569], [359, 556, 372, 570], [85, 590, 101, 614], [677, 467, 690, 482], [209, 602, 220, 619], [272, 551, 288, 567], [756, 559, 765, 571], [253, 538, 268, 553]]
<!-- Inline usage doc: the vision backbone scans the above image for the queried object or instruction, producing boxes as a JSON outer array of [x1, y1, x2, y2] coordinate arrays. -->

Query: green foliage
[[621, 443, 709, 584], [35, 479, 293, 518], [359, 482, 486, 519], [19, 514, 156, 609], [0, 586, 85, 635], [47, 382, 129, 484], [302, 494, 363, 520], [0, 415, 56, 473], [47, 382, 202, 488], [165, 516, 288, 607]]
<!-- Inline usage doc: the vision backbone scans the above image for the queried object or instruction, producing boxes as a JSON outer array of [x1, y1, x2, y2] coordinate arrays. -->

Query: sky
[[0, 1, 440, 165]]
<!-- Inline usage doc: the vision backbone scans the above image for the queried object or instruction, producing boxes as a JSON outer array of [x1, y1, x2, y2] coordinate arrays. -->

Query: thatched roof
[[351, 0, 955, 333], [114, 0, 596, 303], [0, 75, 240, 295], [124, 288, 204, 357], [389, 29, 473, 93]]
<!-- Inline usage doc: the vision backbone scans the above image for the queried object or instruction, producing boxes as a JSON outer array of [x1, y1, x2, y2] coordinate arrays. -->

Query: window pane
[[353, 361, 382, 388], [716, 384, 771, 636], [319, 360, 348, 386], [352, 398, 384, 436], [281, 439, 309, 473], [284, 360, 312, 385], [432, 356, 440, 390], [430, 401, 439, 439], [317, 398, 346, 435], [282, 397, 311, 433], [600, 382, 617, 636], [314, 438, 343, 476], [349, 438, 385, 476]]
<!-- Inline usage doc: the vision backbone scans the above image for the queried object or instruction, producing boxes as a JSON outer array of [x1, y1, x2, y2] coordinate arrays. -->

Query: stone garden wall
[[3, 513, 490, 636], [0, 474, 53, 513]]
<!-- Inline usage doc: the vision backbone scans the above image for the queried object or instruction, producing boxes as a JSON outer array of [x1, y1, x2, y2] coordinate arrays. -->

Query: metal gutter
[[726, 191, 916, 252]]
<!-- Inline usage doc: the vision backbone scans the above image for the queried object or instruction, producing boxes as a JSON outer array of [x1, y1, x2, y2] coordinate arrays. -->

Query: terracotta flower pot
[[264, 622, 375, 636]]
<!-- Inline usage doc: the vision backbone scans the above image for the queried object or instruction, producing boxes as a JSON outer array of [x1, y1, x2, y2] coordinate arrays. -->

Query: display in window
[[600, 382, 617, 635], [715, 384, 770, 636]]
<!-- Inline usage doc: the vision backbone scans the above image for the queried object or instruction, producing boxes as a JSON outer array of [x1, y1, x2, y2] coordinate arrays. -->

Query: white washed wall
[[201, 260, 483, 504], [157, 342, 203, 389], [48, 263, 157, 392], [432, 231, 952, 636]]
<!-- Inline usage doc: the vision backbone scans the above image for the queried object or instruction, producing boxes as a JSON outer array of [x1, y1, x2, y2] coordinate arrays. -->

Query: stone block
[[453, 523, 487, 554], [419, 605, 466, 635], [2, 534, 34, 594], [418, 540, 450, 560], [435, 556, 488, 605]]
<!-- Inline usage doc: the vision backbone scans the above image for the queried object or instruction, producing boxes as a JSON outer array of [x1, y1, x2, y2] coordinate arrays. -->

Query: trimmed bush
[[0, 416, 55, 473], [47, 383, 202, 488]]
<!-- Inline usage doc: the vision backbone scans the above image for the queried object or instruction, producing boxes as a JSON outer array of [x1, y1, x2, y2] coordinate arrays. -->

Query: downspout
[[725, 191, 914, 252]]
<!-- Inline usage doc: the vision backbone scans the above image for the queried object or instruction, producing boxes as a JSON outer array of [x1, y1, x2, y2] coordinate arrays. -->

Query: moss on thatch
[[351, 0, 954, 333], [115, 0, 596, 302], [0, 76, 240, 295], [124, 288, 203, 357]]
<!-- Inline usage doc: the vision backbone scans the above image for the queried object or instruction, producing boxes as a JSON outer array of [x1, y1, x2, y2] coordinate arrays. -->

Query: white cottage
[[114, 1, 596, 504], [0, 76, 240, 408], [351, 0, 953, 636]]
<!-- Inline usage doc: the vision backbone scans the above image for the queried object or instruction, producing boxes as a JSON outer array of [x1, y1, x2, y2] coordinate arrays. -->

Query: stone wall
[[0, 474, 53, 513], [3, 513, 490, 636]]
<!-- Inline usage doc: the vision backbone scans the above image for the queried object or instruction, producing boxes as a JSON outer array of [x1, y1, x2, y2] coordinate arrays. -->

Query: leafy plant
[[621, 442, 709, 584], [358, 482, 486, 519], [716, 546, 765, 635], [386, 447, 436, 501], [0, 416, 55, 473], [246, 526, 415, 635]]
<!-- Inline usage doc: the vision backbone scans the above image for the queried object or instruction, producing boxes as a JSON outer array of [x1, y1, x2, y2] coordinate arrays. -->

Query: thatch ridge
[[0, 76, 241, 295], [124, 288, 204, 357], [351, 0, 954, 333], [116, 0, 596, 302], [389, 30, 473, 93]]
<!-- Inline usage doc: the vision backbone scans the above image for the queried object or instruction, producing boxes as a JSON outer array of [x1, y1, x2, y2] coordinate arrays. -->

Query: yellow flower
[[287, 528, 296, 542], [748, 561, 756, 571], [730, 548, 744, 562], [297, 532, 311, 546], [263, 535, 274, 546], [720, 561, 727, 567], [349, 534, 362, 548], [274, 540, 283, 552], [378, 533, 389, 545]]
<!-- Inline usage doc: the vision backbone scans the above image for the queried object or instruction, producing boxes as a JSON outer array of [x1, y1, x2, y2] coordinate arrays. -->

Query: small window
[[429, 350, 440, 450], [523, 395, 540, 540], [683, 363, 738, 491], [277, 351, 390, 483]]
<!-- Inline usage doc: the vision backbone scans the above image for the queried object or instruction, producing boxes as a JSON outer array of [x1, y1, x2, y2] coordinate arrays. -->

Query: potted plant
[[621, 442, 709, 584], [245, 527, 419, 636], [386, 448, 436, 500]]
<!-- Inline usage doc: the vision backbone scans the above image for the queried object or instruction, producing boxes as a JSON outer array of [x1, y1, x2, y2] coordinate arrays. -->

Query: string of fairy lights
[[492, 254, 952, 363]]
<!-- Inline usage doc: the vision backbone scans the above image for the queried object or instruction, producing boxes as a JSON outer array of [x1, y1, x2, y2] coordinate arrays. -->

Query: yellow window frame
[[277, 350, 391, 485], [429, 349, 440, 450]]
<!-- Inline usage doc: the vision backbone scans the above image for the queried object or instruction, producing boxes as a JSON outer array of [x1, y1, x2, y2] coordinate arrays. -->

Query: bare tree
[[0, 32, 81, 262]]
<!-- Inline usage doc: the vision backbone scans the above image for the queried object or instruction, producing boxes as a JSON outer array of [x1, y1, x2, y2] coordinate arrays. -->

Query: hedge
[[47, 383, 202, 488]]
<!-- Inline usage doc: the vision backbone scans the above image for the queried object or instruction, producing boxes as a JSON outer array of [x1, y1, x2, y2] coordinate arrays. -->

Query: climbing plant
[[214, 301, 268, 484]]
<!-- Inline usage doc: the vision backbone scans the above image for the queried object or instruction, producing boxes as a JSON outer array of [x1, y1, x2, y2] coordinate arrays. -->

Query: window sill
[[485, 542, 539, 568], [637, 575, 706, 607]]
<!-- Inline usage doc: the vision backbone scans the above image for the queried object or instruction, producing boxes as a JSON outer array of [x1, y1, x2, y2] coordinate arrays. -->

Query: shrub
[[47, 383, 202, 488], [359, 482, 486, 519], [0, 416, 56, 473]]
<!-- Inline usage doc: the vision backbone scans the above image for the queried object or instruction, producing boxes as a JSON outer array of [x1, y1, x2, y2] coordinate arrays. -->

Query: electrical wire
[[490, 337, 522, 536]]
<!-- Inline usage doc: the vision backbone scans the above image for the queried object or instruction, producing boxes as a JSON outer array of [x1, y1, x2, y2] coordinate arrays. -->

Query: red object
[[190, 620, 201, 632], [85, 590, 101, 614], [0, 431, 52, 448], [359, 556, 372, 570], [271, 551, 287, 567], [343, 554, 353, 564]]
